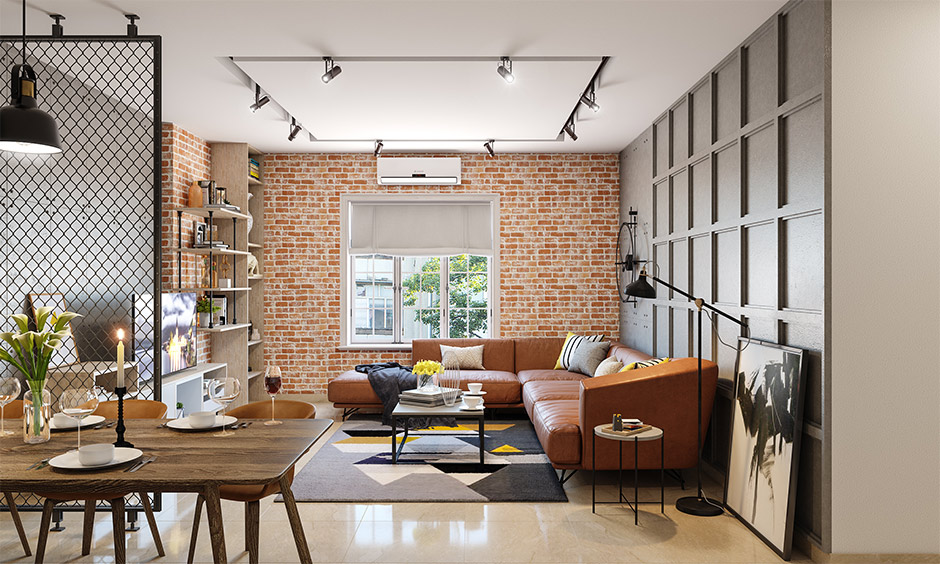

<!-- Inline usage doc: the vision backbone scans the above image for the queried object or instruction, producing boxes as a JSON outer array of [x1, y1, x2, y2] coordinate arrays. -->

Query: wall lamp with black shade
[[623, 266, 748, 517]]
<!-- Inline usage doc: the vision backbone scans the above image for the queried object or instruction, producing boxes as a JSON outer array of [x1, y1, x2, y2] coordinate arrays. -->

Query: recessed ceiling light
[[497, 57, 514, 83], [288, 117, 301, 141], [248, 84, 270, 113], [484, 140, 495, 157], [321, 57, 342, 83], [374, 140, 383, 157]]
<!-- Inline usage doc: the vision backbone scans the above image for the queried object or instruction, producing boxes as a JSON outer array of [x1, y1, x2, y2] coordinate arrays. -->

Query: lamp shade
[[623, 275, 656, 298], [0, 104, 62, 154]]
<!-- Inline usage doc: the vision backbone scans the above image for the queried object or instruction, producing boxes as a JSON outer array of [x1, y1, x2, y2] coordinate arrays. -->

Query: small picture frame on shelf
[[209, 295, 227, 326]]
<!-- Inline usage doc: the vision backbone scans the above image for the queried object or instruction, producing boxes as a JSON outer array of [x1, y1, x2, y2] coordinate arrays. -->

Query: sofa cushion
[[517, 369, 587, 387], [593, 357, 624, 377], [555, 333, 605, 370], [523, 380, 582, 418], [568, 340, 611, 376], [456, 370, 520, 405], [513, 337, 567, 372], [531, 400, 582, 466], [327, 370, 380, 405], [440, 344, 485, 370], [412, 339, 514, 373], [608, 344, 655, 366]]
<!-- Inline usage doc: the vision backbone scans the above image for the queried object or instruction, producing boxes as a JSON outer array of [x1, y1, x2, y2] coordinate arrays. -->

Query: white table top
[[594, 424, 663, 442], [392, 402, 485, 417]]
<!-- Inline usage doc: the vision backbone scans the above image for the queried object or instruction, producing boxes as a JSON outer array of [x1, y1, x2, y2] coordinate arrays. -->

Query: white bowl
[[78, 443, 115, 466], [188, 411, 217, 429], [462, 396, 483, 409], [467, 383, 483, 394]]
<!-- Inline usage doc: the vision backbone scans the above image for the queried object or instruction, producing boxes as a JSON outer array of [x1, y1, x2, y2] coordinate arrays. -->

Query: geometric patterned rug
[[287, 417, 568, 502]]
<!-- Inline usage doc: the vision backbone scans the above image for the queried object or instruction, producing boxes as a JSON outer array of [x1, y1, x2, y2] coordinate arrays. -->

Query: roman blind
[[349, 200, 494, 256]]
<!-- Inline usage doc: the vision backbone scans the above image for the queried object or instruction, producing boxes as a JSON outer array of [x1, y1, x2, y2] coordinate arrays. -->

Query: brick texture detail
[[262, 153, 620, 394], [160, 123, 212, 364]]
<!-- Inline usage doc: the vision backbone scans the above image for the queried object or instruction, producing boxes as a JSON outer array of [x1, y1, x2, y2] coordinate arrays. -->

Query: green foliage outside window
[[402, 254, 489, 338]]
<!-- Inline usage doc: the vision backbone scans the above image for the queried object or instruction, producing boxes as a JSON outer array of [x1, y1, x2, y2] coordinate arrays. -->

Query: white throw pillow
[[593, 357, 624, 378], [440, 344, 485, 370]]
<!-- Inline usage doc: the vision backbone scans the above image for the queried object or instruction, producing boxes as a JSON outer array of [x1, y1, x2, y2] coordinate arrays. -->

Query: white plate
[[50, 415, 105, 431], [49, 447, 143, 470], [463, 391, 487, 396], [459, 404, 485, 411], [166, 415, 237, 431]]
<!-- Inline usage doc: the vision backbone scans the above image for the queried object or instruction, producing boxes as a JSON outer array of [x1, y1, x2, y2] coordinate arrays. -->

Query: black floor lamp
[[623, 267, 747, 517]]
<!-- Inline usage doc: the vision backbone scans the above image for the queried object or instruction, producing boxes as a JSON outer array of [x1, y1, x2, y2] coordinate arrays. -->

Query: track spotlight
[[249, 84, 270, 113], [563, 120, 578, 141], [497, 57, 514, 83], [288, 118, 301, 141], [580, 83, 600, 113], [321, 57, 342, 83], [484, 140, 495, 157], [374, 140, 383, 157]]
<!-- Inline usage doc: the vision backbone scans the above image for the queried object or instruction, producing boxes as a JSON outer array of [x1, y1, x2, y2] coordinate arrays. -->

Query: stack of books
[[194, 242, 229, 250], [399, 387, 461, 408], [249, 158, 261, 180]]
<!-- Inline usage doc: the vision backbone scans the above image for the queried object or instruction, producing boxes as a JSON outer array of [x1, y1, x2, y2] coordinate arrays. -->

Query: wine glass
[[208, 377, 241, 437], [264, 367, 283, 426], [59, 388, 99, 450], [0, 377, 21, 437]]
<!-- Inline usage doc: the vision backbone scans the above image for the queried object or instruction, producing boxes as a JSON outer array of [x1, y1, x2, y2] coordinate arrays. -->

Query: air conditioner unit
[[377, 157, 461, 185]]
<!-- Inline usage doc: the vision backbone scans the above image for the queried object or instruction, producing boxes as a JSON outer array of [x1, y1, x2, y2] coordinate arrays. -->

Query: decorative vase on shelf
[[23, 386, 51, 444], [188, 180, 203, 208], [198, 312, 211, 328]]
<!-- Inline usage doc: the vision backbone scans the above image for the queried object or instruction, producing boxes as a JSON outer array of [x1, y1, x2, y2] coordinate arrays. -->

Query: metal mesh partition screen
[[0, 36, 161, 512]]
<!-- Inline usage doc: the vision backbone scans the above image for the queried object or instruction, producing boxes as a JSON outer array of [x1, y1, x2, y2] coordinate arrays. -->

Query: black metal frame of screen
[[0, 33, 162, 527]]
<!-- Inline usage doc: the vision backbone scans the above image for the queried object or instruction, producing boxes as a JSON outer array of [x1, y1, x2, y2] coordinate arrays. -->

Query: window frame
[[340, 194, 500, 349]]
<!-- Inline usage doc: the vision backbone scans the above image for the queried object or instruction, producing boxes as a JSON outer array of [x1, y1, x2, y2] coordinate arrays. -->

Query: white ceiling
[[0, 0, 786, 154]]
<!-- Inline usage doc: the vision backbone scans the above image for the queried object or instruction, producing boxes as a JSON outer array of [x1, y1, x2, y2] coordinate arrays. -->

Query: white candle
[[116, 329, 125, 389]]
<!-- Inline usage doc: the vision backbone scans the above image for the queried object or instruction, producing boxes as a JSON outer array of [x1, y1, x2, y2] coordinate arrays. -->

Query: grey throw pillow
[[567, 340, 611, 377]]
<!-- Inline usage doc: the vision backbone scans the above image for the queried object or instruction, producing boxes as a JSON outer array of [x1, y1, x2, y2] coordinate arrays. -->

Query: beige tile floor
[[1, 402, 811, 563]]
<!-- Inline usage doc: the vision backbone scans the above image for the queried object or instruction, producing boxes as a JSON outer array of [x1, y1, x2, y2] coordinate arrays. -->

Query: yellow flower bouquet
[[413, 360, 443, 390]]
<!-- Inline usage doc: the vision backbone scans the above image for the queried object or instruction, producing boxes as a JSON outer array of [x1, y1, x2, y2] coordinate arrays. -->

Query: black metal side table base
[[591, 426, 665, 525]]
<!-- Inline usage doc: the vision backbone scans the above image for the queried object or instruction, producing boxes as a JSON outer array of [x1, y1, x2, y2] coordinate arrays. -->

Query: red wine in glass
[[264, 374, 282, 426]]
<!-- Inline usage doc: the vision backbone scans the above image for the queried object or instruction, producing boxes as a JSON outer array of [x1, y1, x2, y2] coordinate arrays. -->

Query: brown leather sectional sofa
[[328, 337, 718, 471]]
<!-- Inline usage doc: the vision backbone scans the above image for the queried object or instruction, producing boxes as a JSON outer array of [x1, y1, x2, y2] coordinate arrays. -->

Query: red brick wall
[[262, 153, 620, 394], [160, 123, 212, 364]]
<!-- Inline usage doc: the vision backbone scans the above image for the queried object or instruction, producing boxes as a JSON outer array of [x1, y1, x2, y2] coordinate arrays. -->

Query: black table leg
[[660, 435, 665, 514], [592, 432, 596, 514], [479, 415, 485, 465], [618, 441, 624, 503]]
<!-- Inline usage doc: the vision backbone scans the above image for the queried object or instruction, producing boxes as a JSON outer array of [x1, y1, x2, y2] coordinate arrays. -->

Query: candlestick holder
[[113, 386, 134, 448]]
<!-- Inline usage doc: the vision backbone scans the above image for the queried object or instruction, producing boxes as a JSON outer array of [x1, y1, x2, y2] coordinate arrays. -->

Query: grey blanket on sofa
[[355, 362, 455, 428]]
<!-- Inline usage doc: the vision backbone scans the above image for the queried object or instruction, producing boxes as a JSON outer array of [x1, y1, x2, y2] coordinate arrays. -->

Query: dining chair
[[187, 400, 316, 564], [33, 399, 168, 564], [2, 399, 32, 557]]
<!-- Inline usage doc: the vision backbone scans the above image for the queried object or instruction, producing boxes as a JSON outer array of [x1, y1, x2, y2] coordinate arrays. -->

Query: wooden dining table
[[0, 417, 333, 564]]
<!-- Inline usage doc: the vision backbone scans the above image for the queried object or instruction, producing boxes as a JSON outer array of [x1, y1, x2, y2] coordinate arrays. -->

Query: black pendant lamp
[[622, 268, 657, 299], [0, 0, 62, 155]]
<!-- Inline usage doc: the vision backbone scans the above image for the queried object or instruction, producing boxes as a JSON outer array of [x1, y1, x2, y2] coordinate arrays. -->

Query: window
[[350, 254, 492, 344], [341, 194, 499, 347]]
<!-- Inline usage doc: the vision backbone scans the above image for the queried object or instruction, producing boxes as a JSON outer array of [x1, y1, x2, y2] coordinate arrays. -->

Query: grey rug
[[286, 418, 568, 502]]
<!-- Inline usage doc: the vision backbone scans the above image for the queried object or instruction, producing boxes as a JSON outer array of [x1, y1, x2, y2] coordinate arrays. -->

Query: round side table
[[592, 424, 664, 524]]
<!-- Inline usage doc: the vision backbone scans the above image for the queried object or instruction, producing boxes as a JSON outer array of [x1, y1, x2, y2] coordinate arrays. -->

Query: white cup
[[463, 396, 483, 409], [52, 412, 73, 428], [188, 411, 217, 429], [467, 383, 483, 394], [78, 443, 115, 466]]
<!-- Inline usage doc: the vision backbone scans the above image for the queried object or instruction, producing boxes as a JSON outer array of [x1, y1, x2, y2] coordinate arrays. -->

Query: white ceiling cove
[[0, 0, 787, 154]]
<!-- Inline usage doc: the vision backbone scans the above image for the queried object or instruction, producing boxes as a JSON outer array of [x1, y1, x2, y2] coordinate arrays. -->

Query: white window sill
[[337, 344, 413, 352]]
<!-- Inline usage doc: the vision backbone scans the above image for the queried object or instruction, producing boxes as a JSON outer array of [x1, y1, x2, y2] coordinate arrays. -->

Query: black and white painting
[[724, 338, 806, 560]]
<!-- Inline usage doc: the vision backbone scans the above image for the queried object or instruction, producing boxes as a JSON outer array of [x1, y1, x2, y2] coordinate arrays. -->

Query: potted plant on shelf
[[0, 307, 80, 443], [196, 296, 220, 328]]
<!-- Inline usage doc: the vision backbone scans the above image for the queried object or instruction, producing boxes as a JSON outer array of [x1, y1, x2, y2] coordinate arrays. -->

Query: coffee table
[[390, 403, 485, 464]]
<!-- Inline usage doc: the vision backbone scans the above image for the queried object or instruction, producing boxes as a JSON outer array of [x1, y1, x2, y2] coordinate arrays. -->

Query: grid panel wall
[[618, 0, 826, 549]]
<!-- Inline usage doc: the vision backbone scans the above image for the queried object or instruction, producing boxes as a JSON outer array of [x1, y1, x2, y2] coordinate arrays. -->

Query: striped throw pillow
[[554, 332, 605, 370], [620, 357, 670, 372]]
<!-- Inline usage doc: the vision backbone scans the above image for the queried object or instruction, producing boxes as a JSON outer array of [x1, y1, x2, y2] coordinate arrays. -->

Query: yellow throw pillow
[[619, 357, 670, 372]]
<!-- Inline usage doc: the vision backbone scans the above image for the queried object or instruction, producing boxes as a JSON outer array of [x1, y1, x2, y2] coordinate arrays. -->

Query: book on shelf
[[204, 203, 241, 211], [194, 243, 229, 249]]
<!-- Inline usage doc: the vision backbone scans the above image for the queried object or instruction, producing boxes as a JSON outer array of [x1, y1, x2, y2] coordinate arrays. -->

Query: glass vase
[[23, 385, 51, 444], [440, 352, 460, 407]]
